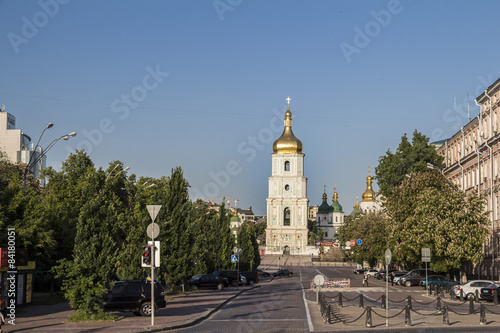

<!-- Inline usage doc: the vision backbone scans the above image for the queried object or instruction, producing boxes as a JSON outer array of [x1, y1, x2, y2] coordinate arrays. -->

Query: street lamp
[[426, 162, 445, 176], [23, 131, 77, 191]]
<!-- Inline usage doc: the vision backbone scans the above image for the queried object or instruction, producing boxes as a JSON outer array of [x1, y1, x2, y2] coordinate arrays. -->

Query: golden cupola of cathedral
[[273, 98, 303, 154], [361, 170, 376, 203]]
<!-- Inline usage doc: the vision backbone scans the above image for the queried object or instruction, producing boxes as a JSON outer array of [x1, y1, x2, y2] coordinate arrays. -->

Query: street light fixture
[[23, 130, 77, 191], [426, 162, 445, 176]]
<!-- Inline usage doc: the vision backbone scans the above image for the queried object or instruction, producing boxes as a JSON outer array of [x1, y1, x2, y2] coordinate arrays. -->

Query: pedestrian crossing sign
[[231, 255, 239, 263]]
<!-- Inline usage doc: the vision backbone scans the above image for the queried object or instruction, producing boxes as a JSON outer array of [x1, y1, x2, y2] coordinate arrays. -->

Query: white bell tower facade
[[266, 98, 309, 255]]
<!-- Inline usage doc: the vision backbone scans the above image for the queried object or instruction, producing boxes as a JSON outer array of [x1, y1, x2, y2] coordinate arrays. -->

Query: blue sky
[[1, 0, 500, 215]]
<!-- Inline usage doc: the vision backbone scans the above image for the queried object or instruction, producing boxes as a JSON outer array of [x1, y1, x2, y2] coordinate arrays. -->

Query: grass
[[67, 310, 120, 322]]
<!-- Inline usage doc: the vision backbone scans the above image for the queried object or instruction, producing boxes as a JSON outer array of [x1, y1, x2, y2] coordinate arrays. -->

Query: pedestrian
[[363, 272, 368, 287]]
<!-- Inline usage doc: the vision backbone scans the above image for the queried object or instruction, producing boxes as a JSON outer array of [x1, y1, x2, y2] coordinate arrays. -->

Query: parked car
[[213, 270, 246, 286], [366, 269, 378, 277], [241, 271, 260, 285], [480, 283, 500, 301], [255, 269, 271, 277], [273, 269, 293, 277], [391, 271, 409, 284], [103, 280, 167, 317], [189, 274, 228, 290], [376, 270, 396, 280], [420, 275, 458, 289], [453, 280, 494, 300], [353, 268, 367, 274], [399, 269, 436, 286]]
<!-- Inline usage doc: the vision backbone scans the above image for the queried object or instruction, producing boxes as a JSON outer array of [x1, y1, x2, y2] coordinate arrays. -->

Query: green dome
[[332, 201, 343, 213], [230, 215, 241, 222], [317, 202, 332, 214]]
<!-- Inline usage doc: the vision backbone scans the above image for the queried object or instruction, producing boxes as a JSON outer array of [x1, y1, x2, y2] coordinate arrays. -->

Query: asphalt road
[[171, 265, 500, 333]]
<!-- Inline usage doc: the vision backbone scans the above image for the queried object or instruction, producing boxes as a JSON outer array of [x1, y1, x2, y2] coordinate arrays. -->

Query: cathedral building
[[265, 99, 309, 255], [359, 169, 382, 213], [315, 186, 344, 241]]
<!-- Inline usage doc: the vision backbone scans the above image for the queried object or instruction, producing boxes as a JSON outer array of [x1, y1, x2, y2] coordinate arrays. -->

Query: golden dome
[[361, 171, 376, 202], [272, 104, 303, 154]]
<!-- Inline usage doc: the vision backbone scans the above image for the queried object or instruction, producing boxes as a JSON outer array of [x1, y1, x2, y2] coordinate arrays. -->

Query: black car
[[103, 280, 167, 316], [255, 269, 271, 277], [480, 283, 500, 301], [241, 271, 259, 285], [189, 274, 228, 290], [353, 268, 367, 275], [213, 270, 245, 286], [273, 269, 293, 277]]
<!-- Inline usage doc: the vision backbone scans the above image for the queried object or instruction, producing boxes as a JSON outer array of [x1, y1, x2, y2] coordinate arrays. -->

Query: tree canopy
[[375, 130, 443, 198], [385, 171, 490, 272]]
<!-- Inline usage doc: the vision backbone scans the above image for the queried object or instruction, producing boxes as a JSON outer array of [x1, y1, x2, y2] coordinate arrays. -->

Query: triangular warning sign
[[146, 205, 162, 222]]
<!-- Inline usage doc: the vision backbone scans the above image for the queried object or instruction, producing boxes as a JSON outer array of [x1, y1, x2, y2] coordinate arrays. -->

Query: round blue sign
[[357, 239, 362, 245]]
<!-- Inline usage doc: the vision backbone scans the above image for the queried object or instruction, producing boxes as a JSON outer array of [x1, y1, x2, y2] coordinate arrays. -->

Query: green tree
[[375, 130, 443, 198], [337, 211, 388, 266], [41, 150, 95, 268], [157, 167, 194, 288], [385, 171, 489, 272], [236, 221, 260, 271]]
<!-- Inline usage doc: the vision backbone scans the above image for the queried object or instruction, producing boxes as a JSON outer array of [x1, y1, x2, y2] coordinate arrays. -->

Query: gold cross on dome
[[323, 184, 326, 193], [334, 184, 337, 191], [368, 165, 371, 175], [286, 96, 291, 105]]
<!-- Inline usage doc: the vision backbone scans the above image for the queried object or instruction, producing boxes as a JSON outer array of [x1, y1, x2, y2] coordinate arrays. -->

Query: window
[[284, 208, 290, 226], [285, 184, 290, 191], [284, 161, 290, 171]]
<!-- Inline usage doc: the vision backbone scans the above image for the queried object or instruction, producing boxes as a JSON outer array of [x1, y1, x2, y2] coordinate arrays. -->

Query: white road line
[[301, 270, 315, 332]]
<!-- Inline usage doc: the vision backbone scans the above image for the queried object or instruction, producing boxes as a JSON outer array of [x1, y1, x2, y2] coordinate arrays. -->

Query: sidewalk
[[10, 286, 257, 332]]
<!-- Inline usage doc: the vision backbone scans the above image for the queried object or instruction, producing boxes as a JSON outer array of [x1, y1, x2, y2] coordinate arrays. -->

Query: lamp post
[[23, 131, 77, 191]]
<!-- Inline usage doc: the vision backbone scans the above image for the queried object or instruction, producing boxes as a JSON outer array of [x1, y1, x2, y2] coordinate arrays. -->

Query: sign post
[[385, 248, 392, 327], [422, 248, 431, 293], [147, 205, 161, 326]]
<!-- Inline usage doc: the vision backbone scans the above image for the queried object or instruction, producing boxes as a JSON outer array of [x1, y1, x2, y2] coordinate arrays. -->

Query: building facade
[[0, 106, 45, 180], [436, 77, 500, 279], [266, 100, 309, 255]]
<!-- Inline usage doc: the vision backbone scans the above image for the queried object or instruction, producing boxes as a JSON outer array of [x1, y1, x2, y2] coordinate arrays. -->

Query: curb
[[133, 285, 261, 332]]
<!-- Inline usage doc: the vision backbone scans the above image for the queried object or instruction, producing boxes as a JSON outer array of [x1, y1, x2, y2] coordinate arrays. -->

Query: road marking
[[301, 270, 315, 332]]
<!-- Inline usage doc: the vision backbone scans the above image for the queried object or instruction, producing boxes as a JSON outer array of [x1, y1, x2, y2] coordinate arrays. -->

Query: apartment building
[[437, 78, 500, 279]]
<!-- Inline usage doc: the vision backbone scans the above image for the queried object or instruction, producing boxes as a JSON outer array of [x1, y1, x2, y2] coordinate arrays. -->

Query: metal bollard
[[469, 297, 474, 314], [480, 304, 486, 325], [437, 296, 442, 313], [365, 306, 372, 328], [338, 292, 343, 307], [440, 286, 445, 299], [326, 304, 331, 324], [381, 294, 386, 309], [450, 287, 455, 301], [476, 289, 480, 301], [436, 284, 440, 296], [407, 295, 412, 310], [359, 294, 364, 308], [405, 305, 412, 327], [443, 305, 449, 325], [460, 288, 464, 302]]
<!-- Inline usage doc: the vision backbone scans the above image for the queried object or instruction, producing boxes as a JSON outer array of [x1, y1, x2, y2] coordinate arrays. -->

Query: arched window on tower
[[284, 161, 290, 171], [284, 208, 291, 226]]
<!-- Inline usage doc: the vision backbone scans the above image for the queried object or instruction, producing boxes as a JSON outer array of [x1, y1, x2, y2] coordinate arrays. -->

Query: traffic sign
[[313, 275, 325, 287], [315, 241, 321, 246], [385, 248, 392, 265], [422, 248, 431, 262], [357, 239, 362, 245], [231, 255, 239, 263], [350, 240, 355, 246], [147, 223, 160, 239], [146, 205, 162, 222]]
